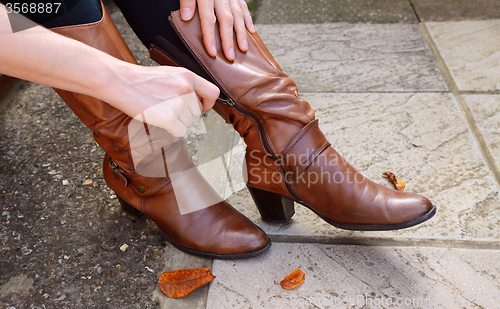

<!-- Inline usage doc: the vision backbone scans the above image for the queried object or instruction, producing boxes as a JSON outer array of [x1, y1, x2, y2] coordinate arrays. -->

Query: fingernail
[[181, 8, 193, 20], [242, 39, 248, 50], [229, 48, 235, 60], [211, 45, 217, 56], [249, 23, 256, 33]]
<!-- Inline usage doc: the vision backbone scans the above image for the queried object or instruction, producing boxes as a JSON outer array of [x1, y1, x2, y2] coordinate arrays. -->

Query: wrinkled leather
[[49, 2, 269, 257], [168, 9, 434, 228]]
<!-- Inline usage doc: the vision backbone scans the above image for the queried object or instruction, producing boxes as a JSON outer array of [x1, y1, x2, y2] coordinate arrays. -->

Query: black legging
[[112, 0, 188, 55]]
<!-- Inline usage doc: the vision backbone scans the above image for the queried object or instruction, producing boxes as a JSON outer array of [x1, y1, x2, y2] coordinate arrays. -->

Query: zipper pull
[[108, 157, 119, 169], [108, 157, 129, 187], [108, 157, 120, 180], [216, 97, 235, 107]]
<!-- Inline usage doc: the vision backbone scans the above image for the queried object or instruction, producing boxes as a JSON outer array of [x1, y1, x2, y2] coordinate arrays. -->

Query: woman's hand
[[179, 0, 255, 61], [103, 63, 219, 137]]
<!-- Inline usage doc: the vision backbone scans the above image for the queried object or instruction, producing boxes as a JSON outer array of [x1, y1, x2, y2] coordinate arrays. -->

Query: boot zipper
[[169, 19, 276, 159], [216, 94, 276, 159], [108, 157, 129, 187], [219, 96, 301, 202], [216, 97, 234, 107], [217, 97, 277, 159], [169, 17, 305, 200], [108, 157, 122, 172]]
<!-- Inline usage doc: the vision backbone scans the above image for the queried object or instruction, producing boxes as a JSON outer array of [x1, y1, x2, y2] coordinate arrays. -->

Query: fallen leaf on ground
[[276, 267, 305, 290], [82, 179, 93, 185], [383, 172, 405, 191], [159, 266, 215, 298]]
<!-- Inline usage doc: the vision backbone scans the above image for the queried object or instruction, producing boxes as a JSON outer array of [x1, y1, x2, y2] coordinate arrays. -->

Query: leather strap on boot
[[107, 139, 193, 197], [280, 119, 331, 178]]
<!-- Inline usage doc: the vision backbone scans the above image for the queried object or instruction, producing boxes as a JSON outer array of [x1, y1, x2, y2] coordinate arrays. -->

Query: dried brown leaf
[[383, 172, 405, 191], [159, 266, 215, 298], [277, 267, 305, 290]]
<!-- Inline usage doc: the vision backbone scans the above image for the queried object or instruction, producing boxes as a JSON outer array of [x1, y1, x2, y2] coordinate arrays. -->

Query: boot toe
[[214, 214, 270, 257], [180, 202, 270, 259], [388, 192, 435, 225]]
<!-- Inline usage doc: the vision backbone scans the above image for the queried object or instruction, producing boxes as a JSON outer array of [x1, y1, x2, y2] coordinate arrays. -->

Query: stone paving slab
[[255, 23, 448, 92], [207, 243, 500, 309], [411, 0, 500, 22], [425, 20, 500, 92], [465, 95, 500, 174], [152, 243, 212, 309], [255, 0, 418, 24], [226, 93, 499, 244]]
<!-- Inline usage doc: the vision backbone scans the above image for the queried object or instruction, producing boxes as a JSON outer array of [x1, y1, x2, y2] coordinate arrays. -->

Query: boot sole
[[161, 231, 272, 260], [301, 201, 437, 231]]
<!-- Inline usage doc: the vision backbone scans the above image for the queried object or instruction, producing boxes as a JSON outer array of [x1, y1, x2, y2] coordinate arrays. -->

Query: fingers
[[149, 72, 216, 137], [141, 100, 187, 137], [189, 73, 219, 112], [177, 92, 201, 128], [177, 105, 194, 129], [184, 92, 203, 118], [230, 0, 248, 52], [114, 65, 217, 138], [198, 0, 253, 60], [214, 0, 235, 60], [239, 0, 255, 33], [165, 117, 188, 137], [165, 93, 204, 137], [198, 0, 218, 57], [180, 0, 196, 21]]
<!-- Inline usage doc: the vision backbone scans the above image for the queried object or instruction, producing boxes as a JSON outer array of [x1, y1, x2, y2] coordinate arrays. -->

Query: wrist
[[90, 55, 134, 103]]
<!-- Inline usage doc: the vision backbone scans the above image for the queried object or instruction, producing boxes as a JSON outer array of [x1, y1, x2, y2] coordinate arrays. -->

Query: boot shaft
[[150, 9, 316, 157], [51, 2, 137, 172]]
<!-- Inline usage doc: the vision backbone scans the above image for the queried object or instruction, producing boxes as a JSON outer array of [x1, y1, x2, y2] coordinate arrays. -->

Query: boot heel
[[117, 195, 143, 218], [247, 186, 295, 223]]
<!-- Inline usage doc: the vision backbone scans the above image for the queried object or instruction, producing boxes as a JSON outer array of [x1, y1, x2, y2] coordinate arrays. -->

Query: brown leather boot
[[148, 9, 436, 231], [50, 2, 269, 258]]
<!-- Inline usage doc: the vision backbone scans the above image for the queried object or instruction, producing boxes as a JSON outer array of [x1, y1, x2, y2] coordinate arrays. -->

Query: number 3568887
[[5, 2, 62, 14]]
